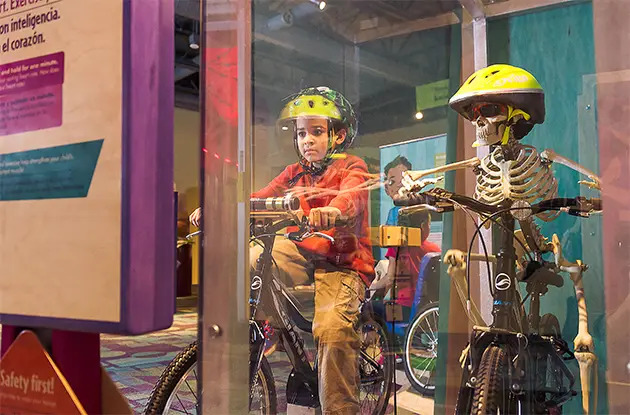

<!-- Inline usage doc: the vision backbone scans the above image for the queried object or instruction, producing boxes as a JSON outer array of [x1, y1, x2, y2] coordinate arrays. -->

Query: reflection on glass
[[192, 0, 630, 414]]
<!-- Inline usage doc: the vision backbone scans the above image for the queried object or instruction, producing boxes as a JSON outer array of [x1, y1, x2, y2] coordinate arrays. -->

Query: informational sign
[[0, 0, 174, 333], [0, 331, 86, 414], [415, 79, 450, 111]]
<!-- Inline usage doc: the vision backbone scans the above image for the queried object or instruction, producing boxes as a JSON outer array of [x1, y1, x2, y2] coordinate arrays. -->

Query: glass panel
[[248, 1, 458, 414], [193, 1, 630, 414]]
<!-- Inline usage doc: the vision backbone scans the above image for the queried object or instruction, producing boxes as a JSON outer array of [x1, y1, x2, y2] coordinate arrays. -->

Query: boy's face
[[384, 163, 408, 199], [296, 117, 345, 164]]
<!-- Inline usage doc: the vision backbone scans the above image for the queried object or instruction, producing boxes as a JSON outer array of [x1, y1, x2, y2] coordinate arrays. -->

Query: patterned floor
[[100, 307, 428, 414], [100, 308, 198, 412], [100, 308, 313, 413]]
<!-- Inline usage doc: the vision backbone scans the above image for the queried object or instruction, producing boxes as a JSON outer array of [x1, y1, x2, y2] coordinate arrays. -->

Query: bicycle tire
[[145, 341, 277, 415], [471, 345, 509, 415], [145, 341, 198, 415], [403, 302, 439, 396], [359, 312, 394, 415]]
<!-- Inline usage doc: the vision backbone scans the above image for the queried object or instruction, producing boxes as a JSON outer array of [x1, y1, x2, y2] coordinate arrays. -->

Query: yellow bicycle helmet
[[278, 87, 358, 178], [450, 64, 545, 142]]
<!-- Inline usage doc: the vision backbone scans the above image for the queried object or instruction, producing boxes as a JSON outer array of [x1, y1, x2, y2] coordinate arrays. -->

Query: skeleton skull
[[473, 113, 508, 147]]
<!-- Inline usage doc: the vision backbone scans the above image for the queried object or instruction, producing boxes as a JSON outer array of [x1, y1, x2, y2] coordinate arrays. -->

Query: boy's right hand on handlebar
[[189, 207, 201, 227], [309, 206, 342, 230]]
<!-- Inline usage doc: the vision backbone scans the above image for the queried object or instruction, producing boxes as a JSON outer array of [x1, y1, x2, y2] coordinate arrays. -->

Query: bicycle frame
[[249, 221, 318, 396], [454, 201, 576, 413], [248, 216, 385, 408]]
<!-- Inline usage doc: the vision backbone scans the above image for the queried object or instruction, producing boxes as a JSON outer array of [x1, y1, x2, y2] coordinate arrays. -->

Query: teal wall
[[489, 2, 608, 412]]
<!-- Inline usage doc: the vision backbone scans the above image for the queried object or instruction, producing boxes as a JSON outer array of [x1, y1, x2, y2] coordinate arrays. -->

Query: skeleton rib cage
[[474, 143, 559, 221]]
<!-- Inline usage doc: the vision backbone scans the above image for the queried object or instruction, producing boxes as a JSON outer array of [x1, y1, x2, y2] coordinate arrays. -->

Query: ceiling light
[[309, 0, 326, 11], [415, 111, 424, 120]]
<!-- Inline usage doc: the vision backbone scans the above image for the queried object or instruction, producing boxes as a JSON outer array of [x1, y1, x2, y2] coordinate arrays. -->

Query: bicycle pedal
[[286, 370, 319, 408]]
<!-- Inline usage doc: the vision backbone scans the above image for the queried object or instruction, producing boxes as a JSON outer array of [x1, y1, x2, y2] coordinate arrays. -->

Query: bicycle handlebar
[[395, 188, 602, 217], [250, 194, 300, 212]]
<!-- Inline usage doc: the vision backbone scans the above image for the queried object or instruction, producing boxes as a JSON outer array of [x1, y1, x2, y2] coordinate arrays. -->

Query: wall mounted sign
[[0, 0, 174, 334]]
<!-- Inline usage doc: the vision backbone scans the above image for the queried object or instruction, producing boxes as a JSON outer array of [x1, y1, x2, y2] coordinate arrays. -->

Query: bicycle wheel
[[250, 356, 278, 414], [145, 341, 277, 415], [358, 313, 394, 415], [470, 345, 510, 415], [404, 302, 439, 396], [145, 341, 198, 415]]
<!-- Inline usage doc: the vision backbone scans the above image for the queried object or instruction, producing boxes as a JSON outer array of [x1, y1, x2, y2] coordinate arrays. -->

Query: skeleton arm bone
[[541, 149, 601, 191], [402, 157, 480, 191]]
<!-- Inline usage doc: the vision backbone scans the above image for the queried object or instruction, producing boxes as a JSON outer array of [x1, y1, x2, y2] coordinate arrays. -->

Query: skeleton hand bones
[[400, 157, 480, 194], [541, 149, 601, 191]]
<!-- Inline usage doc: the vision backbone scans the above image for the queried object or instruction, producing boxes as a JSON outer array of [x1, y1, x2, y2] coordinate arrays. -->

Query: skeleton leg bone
[[550, 234, 598, 414], [443, 249, 486, 327], [444, 249, 486, 369]]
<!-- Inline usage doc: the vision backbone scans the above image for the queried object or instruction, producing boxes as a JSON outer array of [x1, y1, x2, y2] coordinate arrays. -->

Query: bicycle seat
[[519, 261, 564, 288]]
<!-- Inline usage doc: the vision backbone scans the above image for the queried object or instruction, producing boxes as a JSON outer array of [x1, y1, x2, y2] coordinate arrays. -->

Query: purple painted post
[[1, 0, 175, 412]]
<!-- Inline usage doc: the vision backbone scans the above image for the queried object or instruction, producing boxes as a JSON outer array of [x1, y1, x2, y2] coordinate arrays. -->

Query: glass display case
[[190, 1, 630, 414]]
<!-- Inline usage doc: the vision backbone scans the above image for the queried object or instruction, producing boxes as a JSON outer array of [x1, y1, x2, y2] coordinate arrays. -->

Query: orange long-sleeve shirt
[[252, 155, 375, 285]]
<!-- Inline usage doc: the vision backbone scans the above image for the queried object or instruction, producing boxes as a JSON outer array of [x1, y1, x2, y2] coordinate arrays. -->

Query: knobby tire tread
[[145, 340, 198, 415], [471, 346, 507, 415]]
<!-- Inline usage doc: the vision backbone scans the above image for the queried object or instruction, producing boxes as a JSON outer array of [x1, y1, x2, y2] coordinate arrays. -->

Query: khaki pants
[[251, 239, 365, 415]]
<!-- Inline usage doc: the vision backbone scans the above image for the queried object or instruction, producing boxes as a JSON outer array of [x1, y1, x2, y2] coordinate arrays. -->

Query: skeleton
[[401, 110, 600, 413]]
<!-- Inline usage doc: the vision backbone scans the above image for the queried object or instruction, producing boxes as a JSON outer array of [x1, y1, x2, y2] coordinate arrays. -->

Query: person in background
[[370, 156, 440, 321], [383, 155, 413, 226]]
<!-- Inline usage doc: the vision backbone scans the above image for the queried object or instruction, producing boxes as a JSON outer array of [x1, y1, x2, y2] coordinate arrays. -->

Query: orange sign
[[0, 331, 86, 414]]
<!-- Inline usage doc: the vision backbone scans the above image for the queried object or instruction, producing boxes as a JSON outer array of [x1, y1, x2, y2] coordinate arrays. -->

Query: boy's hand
[[309, 207, 342, 230], [189, 207, 201, 227]]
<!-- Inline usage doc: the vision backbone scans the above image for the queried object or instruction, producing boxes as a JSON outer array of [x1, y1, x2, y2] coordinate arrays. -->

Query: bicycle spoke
[[415, 355, 434, 382], [176, 394, 191, 415], [420, 318, 438, 344], [185, 378, 197, 401]]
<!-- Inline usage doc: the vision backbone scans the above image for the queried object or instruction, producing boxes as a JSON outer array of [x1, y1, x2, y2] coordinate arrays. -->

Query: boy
[[191, 86, 374, 414]]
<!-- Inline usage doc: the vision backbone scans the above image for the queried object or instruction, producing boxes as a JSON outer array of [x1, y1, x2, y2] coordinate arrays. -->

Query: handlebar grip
[[393, 193, 428, 207], [250, 195, 300, 212], [590, 198, 602, 211]]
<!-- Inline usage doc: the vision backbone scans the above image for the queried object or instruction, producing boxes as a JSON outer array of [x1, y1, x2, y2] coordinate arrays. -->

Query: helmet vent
[[468, 76, 476, 84], [490, 70, 500, 75], [308, 100, 314, 108]]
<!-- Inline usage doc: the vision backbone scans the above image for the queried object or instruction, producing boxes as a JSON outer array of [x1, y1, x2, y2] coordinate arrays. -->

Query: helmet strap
[[501, 106, 531, 145]]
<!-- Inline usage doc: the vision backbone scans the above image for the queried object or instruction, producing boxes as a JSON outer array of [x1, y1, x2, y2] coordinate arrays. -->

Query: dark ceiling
[[174, 0, 462, 132]]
